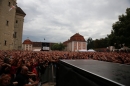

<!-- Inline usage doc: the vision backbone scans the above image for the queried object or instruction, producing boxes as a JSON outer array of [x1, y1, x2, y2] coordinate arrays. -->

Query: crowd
[[0, 50, 130, 86]]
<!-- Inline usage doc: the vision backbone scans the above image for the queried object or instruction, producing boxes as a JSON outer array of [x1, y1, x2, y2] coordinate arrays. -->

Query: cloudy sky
[[17, 0, 130, 43]]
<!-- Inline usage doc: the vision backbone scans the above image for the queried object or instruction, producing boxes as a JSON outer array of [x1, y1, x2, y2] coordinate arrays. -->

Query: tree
[[51, 43, 65, 51], [88, 37, 109, 49], [87, 37, 93, 50], [108, 8, 130, 47]]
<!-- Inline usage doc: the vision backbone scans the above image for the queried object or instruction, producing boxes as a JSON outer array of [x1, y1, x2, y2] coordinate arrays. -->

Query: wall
[[14, 13, 24, 50]]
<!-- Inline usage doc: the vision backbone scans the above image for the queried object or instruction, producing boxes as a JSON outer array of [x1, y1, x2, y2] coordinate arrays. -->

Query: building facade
[[0, 0, 26, 50], [22, 39, 55, 51], [22, 39, 33, 51], [63, 33, 87, 51]]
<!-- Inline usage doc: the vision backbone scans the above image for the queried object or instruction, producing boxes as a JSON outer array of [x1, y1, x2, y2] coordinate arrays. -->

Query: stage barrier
[[56, 60, 130, 86]]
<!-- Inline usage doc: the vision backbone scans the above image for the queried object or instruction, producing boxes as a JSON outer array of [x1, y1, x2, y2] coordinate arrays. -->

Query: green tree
[[108, 8, 130, 47], [51, 43, 65, 51], [93, 39, 100, 48], [59, 43, 65, 51], [91, 37, 109, 49], [87, 37, 93, 50]]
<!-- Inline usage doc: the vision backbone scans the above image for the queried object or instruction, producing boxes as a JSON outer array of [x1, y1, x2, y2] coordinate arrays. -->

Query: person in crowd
[[0, 50, 130, 86], [14, 65, 39, 86], [0, 74, 18, 86]]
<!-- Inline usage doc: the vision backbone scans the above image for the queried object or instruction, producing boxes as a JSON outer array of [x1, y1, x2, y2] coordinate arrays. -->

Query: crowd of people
[[0, 50, 130, 86]]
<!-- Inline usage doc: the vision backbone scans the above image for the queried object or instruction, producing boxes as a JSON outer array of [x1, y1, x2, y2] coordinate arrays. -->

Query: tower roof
[[23, 39, 32, 44], [69, 33, 86, 42], [16, 6, 26, 16]]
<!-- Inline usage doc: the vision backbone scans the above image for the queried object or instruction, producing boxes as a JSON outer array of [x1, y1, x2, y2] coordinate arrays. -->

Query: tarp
[[87, 49, 96, 52], [33, 49, 41, 51], [77, 49, 87, 52]]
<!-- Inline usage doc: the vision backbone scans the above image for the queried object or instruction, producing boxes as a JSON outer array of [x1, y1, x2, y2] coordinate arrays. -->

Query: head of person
[[4, 57, 10, 64], [21, 66, 29, 75], [0, 74, 11, 86]]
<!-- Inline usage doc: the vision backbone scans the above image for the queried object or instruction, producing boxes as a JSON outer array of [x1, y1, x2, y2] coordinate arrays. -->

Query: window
[[13, 32, 17, 38], [14, 32, 17, 38], [8, 2, 11, 6], [6, 21, 9, 26], [4, 40, 7, 46], [16, 20, 18, 23]]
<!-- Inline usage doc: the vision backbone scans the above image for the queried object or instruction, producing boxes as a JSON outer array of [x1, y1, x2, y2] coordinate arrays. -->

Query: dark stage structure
[[56, 60, 130, 86], [41, 42, 50, 51]]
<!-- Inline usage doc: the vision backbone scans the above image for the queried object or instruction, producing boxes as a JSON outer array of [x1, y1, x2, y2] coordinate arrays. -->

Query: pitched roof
[[69, 33, 86, 42], [16, 6, 26, 16], [63, 39, 70, 46], [23, 39, 32, 44]]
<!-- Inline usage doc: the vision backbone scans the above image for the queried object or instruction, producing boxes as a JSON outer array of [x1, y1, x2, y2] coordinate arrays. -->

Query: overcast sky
[[17, 0, 130, 43]]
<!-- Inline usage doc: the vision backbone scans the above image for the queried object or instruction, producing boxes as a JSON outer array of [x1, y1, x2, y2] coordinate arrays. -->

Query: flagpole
[[9, 5, 16, 11]]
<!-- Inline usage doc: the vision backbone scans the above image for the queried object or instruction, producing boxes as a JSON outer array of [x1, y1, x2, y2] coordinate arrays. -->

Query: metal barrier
[[39, 62, 56, 85]]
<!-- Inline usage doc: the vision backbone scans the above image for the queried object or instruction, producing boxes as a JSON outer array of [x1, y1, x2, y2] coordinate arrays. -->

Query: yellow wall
[[0, 0, 25, 50]]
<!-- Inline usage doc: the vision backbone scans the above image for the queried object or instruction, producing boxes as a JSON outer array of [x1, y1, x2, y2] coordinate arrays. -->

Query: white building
[[63, 33, 87, 51]]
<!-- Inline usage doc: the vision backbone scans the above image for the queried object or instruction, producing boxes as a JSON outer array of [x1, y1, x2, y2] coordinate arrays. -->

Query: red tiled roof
[[63, 40, 70, 46], [23, 39, 32, 44], [70, 33, 86, 42]]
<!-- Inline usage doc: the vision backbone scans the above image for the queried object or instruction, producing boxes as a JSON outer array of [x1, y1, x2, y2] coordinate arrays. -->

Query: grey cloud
[[17, 0, 130, 42]]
